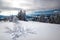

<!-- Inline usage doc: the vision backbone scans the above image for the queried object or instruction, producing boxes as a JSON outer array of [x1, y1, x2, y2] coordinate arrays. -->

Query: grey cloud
[[0, 0, 60, 10]]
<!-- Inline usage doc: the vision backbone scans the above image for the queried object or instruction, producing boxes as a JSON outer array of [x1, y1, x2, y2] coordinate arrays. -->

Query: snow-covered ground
[[0, 21, 60, 40]]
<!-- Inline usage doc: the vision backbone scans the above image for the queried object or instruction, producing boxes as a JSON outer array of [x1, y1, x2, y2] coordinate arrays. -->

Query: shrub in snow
[[5, 23, 36, 40]]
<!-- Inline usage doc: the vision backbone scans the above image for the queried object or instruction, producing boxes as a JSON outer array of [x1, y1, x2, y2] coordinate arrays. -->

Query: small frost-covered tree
[[5, 23, 36, 40]]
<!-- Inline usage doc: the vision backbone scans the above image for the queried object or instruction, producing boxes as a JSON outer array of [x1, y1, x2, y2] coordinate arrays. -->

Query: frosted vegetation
[[5, 17, 36, 40]]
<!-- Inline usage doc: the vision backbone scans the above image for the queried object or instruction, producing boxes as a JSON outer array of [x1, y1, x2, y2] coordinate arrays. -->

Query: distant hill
[[26, 9, 60, 17], [0, 15, 7, 19], [0, 9, 60, 20], [0, 15, 16, 19]]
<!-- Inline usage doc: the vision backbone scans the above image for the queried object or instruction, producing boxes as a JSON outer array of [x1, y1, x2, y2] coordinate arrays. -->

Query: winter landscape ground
[[0, 21, 60, 40]]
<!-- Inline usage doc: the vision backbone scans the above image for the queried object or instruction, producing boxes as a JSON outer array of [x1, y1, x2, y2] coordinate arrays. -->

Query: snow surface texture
[[0, 19, 60, 40]]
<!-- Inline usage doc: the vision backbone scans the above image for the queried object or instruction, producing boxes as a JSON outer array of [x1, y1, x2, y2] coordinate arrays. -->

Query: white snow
[[0, 21, 60, 40]]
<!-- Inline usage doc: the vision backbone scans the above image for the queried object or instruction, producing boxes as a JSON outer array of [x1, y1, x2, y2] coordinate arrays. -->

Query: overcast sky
[[0, 0, 60, 10]]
